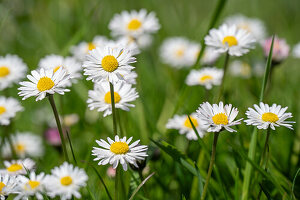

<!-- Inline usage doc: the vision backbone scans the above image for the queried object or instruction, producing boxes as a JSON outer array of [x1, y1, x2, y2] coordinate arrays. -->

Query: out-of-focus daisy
[[0, 54, 27, 90], [135, 34, 153, 49], [18, 68, 70, 101], [201, 47, 221, 65], [63, 114, 79, 127], [38, 55, 82, 86], [160, 37, 195, 68], [45, 162, 88, 200], [187, 45, 221, 66], [70, 36, 109, 61], [261, 36, 289, 63], [1, 159, 35, 175], [15, 172, 46, 200], [185, 67, 223, 90], [224, 14, 266, 41], [87, 81, 139, 117], [244, 102, 295, 130], [109, 9, 160, 38], [83, 46, 136, 83], [196, 102, 242, 132], [0, 96, 23, 125], [166, 113, 207, 140], [292, 42, 300, 58], [205, 24, 256, 56], [92, 135, 148, 171], [0, 174, 19, 199], [229, 60, 251, 78], [2, 132, 44, 158], [106, 37, 140, 56]]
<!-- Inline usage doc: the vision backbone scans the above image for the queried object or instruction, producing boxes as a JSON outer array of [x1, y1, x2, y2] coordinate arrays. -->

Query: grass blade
[[91, 165, 113, 200], [129, 172, 155, 200], [66, 130, 77, 165], [291, 167, 300, 199]]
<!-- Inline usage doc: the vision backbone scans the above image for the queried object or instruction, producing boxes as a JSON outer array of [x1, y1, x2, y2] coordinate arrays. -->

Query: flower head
[[1, 158, 35, 175], [229, 60, 252, 78], [261, 36, 289, 63], [18, 68, 70, 101], [0, 174, 19, 198], [92, 135, 148, 171], [0, 96, 23, 125], [292, 42, 300, 58], [0, 54, 27, 90], [205, 24, 256, 56], [196, 102, 242, 132], [244, 102, 295, 130]]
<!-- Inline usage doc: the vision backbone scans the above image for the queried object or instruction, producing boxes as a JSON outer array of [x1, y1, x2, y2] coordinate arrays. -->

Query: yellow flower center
[[175, 49, 184, 57], [37, 77, 55, 92], [184, 116, 198, 128], [261, 112, 279, 123], [15, 144, 25, 153], [127, 19, 142, 30], [53, 66, 61, 73], [104, 92, 121, 104], [88, 42, 96, 51], [222, 36, 238, 47], [60, 176, 73, 186], [0, 106, 6, 115], [27, 180, 40, 189], [110, 142, 129, 154], [199, 75, 213, 82], [212, 113, 229, 125], [7, 164, 23, 172], [101, 55, 119, 72], [0, 66, 10, 78], [0, 182, 5, 192]]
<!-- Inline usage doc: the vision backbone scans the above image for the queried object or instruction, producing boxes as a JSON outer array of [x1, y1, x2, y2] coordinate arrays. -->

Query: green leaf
[[292, 167, 300, 199], [129, 172, 155, 200], [194, 163, 204, 197], [91, 165, 113, 200]]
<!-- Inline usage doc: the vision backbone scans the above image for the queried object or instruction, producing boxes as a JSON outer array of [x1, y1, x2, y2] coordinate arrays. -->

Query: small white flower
[[229, 60, 252, 78], [0, 54, 27, 90], [135, 34, 153, 49], [196, 102, 242, 132], [63, 114, 79, 127], [83, 46, 136, 84], [92, 135, 148, 171], [45, 162, 88, 200], [106, 37, 140, 56], [15, 172, 46, 200], [2, 132, 44, 158], [87, 81, 139, 117], [205, 24, 256, 56], [0, 96, 23, 126], [185, 67, 223, 90], [292, 42, 300, 58], [1, 158, 35, 175], [166, 113, 208, 140], [109, 9, 160, 38], [38, 55, 82, 86], [18, 68, 70, 101], [70, 35, 109, 61], [244, 102, 295, 130], [0, 174, 20, 198], [224, 14, 267, 41], [201, 47, 221, 65]]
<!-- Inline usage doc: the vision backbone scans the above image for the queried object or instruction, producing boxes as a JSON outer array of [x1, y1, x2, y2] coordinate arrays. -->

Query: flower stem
[[115, 166, 119, 200], [48, 94, 69, 162], [109, 82, 118, 135], [116, 109, 124, 137], [201, 132, 220, 200], [260, 128, 271, 169], [217, 52, 230, 102]]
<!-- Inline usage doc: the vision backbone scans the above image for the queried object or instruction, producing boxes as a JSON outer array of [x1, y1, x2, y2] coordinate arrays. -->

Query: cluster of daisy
[[167, 101, 294, 140], [0, 160, 87, 200]]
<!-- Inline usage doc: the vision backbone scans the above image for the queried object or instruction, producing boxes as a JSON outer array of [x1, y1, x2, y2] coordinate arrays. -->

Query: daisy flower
[[1, 158, 35, 175], [185, 67, 223, 90], [70, 35, 109, 61], [106, 37, 140, 56], [229, 60, 252, 78], [224, 14, 266, 41], [38, 55, 82, 86], [18, 68, 70, 101], [196, 102, 242, 132], [292, 42, 300, 58], [0, 54, 27, 90], [15, 172, 46, 200], [135, 34, 153, 49], [0, 96, 23, 125], [201, 47, 221, 65], [2, 132, 44, 158], [166, 113, 207, 140], [261, 36, 289, 63], [83, 46, 136, 83], [87, 81, 139, 117], [92, 135, 148, 171], [205, 24, 256, 56], [160, 37, 195, 68], [109, 9, 160, 38], [45, 162, 88, 200], [244, 102, 295, 130], [0, 174, 19, 199]]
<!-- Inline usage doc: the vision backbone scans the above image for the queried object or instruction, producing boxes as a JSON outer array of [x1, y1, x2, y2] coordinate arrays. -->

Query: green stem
[[115, 166, 119, 200], [260, 128, 271, 169], [217, 52, 230, 102], [109, 82, 118, 135], [201, 132, 220, 200], [116, 109, 124, 137], [48, 95, 69, 162]]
